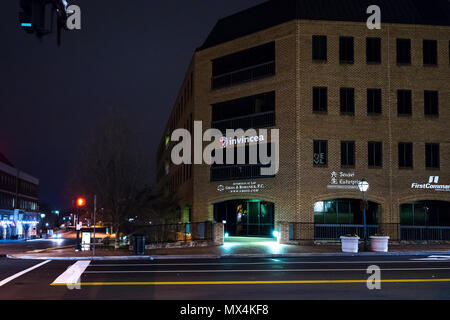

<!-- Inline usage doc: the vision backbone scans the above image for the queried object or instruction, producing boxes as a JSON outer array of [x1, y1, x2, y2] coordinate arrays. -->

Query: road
[[0, 254, 450, 300], [0, 238, 75, 255]]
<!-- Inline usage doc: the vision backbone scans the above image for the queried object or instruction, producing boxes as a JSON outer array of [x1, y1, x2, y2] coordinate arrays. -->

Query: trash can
[[133, 235, 146, 255]]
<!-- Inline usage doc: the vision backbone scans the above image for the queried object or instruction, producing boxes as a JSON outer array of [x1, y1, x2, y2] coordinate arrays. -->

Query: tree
[[72, 113, 151, 248]]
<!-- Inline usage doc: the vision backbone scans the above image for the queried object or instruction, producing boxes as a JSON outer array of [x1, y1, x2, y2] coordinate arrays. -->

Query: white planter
[[340, 236, 360, 253], [370, 236, 390, 252]]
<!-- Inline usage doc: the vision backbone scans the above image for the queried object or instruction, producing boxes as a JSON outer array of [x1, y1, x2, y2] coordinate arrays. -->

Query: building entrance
[[214, 199, 274, 237]]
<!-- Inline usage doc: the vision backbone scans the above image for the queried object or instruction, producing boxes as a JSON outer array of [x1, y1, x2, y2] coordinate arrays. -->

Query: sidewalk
[[6, 237, 450, 260]]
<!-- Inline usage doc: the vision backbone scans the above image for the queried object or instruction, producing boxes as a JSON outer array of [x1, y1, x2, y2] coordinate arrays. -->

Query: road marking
[[52, 261, 91, 284], [83, 267, 450, 274], [412, 255, 450, 261], [0, 260, 51, 287], [50, 278, 450, 286], [89, 260, 450, 267]]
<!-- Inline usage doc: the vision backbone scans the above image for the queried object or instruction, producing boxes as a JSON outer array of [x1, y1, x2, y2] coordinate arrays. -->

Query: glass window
[[341, 141, 355, 167], [398, 142, 413, 168], [397, 90, 412, 115], [367, 88, 382, 114], [339, 37, 354, 63], [368, 141, 382, 167], [313, 140, 328, 166], [425, 143, 440, 169], [423, 40, 438, 65], [313, 87, 327, 112], [340, 88, 355, 114], [424, 90, 439, 116], [366, 37, 381, 63], [397, 39, 411, 64], [312, 35, 327, 61]]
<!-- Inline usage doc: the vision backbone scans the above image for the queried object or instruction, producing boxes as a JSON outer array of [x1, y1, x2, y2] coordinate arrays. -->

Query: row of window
[[0, 193, 38, 211], [313, 87, 440, 116], [171, 72, 194, 132], [168, 164, 192, 193], [314, 140, 440, 169], [313, 36, 445, 65], [0, 173, 38, 197]]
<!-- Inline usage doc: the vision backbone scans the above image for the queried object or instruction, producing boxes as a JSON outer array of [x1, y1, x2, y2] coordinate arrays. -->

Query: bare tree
[[73, 113, 151, 248]]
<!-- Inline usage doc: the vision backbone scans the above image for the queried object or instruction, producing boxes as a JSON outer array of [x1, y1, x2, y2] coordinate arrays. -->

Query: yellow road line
[[50, 278, 450, 286]]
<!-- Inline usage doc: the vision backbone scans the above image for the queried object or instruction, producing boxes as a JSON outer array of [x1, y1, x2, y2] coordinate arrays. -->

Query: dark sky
[[0, 0, 264, 209]]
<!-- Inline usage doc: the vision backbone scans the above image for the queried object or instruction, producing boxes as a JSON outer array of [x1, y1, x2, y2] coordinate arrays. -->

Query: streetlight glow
[[358, 179, 369, 192]]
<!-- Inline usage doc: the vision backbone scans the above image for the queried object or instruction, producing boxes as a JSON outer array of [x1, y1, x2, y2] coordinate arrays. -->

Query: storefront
[[214, 199, 274, 237]]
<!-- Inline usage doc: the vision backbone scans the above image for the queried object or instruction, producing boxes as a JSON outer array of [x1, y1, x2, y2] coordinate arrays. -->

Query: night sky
[[0, 0, 264, 209]]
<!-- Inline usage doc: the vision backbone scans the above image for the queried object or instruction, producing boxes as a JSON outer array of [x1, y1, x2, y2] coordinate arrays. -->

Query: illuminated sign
[[327, 171, 361, 190], [217, 181, 265, 193], [411, 176, 450, 192]]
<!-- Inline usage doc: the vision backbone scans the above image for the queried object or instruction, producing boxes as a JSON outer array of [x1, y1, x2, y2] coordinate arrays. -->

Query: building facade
[[157, 0, 450, 242], [0, 153, 40, 239]]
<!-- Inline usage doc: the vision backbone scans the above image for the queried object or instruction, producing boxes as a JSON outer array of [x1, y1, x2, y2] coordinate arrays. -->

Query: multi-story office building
[[0, 152, 40, 239], [157, 0, 450, 242]]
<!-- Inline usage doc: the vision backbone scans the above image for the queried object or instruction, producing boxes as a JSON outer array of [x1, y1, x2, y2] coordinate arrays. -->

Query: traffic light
[[76, 197, 86, 207], [18, 0, 70, 44]]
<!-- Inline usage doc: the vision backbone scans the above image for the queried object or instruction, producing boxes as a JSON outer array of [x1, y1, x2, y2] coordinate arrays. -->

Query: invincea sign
[[411, 176, 450, 192], [171, 121, 279, 176]]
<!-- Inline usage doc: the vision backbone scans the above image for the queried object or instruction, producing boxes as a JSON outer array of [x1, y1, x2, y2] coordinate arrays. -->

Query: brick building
[[157, 0, 450, 242], [0, 152, 40, 239]]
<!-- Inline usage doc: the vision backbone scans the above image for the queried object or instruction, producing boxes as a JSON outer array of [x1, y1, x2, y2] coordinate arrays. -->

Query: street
[[0, 254, 450, 300]]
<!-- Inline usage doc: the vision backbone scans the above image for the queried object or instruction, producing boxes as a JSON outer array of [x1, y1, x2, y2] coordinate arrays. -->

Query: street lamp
[[358, 179, 370, 251]]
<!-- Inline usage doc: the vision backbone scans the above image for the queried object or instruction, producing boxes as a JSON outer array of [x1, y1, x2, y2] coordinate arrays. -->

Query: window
[[397, 90, 412, 115], [313, 87, 327, 112], [211, 42, 275, 89], [368, 142, 382, 167], [341, 141, 355, 167], [212, 91, 275, 131], [425, 143, 440, 169], [423, 40, 438, 65], [339, 37, 354, 63], [313, 140, 328, 166], [340, 88, 355, 114], [424, 90, 438, 116], [312, 35, 327, 61], [210, 143, 275, 181], [367, 89, 382, 114], [398, 142, 413, 168], [397, 39, 411, 64], [366, 37, 381, 63]]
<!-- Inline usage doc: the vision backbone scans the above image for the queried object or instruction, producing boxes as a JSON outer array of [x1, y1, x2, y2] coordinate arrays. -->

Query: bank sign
[[411, 176, 450, 192]]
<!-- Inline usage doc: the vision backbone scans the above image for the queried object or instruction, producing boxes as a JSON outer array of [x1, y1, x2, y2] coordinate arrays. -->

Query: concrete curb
[[26, 245, 75, 254], [6, 250, 450, 261]]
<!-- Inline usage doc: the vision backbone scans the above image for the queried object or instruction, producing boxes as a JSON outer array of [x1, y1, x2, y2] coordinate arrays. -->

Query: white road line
[[0, 260, 51, 287], [89, 260, 450, 267], [52, 261, 91, 284], [83, 267, 450, 274]]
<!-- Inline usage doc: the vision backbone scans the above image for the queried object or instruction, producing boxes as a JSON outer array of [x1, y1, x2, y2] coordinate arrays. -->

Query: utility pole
[[93, 195, 96, 257]]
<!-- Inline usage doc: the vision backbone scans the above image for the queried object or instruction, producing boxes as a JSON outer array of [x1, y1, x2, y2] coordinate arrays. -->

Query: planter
[[370, 236, 390, 252], [340, 236, 360, 253]]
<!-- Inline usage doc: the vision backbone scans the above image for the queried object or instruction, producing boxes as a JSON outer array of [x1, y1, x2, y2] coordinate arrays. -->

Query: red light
[[76, 197, 86, 207]]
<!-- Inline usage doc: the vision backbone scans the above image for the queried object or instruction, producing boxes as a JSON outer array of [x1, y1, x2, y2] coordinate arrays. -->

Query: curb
[[6, 250, 450, 261], [26, 245, 74, 254]]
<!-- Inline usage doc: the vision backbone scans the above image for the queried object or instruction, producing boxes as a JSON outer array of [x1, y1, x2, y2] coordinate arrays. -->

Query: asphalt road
[[0, 238, 75, 255], [1, 254, 450, 300]]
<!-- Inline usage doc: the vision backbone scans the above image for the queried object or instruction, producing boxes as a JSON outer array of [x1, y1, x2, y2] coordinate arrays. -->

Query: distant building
[[0, 152, 40, 239]]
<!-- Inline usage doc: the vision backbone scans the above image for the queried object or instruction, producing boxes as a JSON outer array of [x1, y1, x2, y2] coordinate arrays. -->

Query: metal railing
[[211, 61, 275, 89], [132, 221, 214, 244], [212, 111, 275, 132], [400, 225, 450, 241], [288, 222, 450, 241]]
